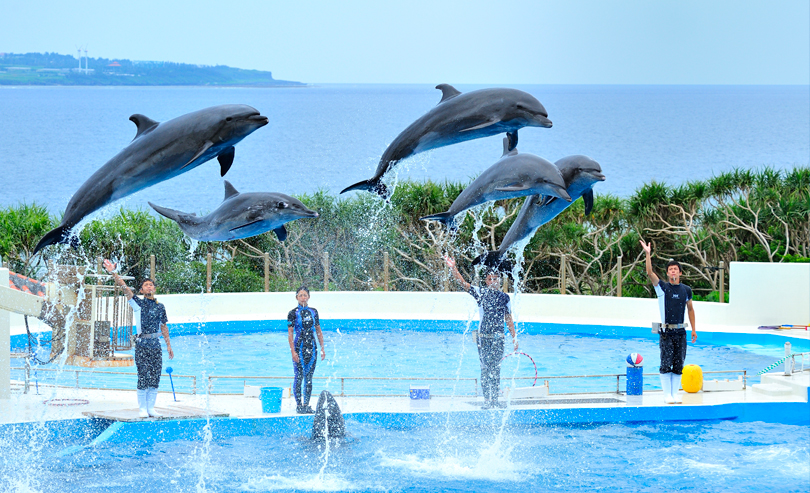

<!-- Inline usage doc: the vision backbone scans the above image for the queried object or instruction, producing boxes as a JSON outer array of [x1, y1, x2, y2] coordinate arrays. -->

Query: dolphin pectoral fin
[[436, 83, 462, 103], [273, 225, 287, 241], [218, 146, 235, 177], [583, 190, 595, 215], [460, 119, 497, 132], [495, 185, 531, 193], [537, 195, 557, 207], [223, 180, 240, 201], [507, 131, 518, 151], [181, 140, 214, 169], [129, 114, 160, 140]]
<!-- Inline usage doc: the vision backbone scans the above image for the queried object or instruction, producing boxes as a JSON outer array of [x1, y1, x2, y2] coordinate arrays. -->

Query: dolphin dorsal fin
[[501, 137, 518, 157], [129, 114, 160, 140], [436, 84, 462, 104], [223, 180, 240, 201]]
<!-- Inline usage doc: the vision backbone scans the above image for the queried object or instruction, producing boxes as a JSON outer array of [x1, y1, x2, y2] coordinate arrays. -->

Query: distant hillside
[[0, 52, 304, 86]]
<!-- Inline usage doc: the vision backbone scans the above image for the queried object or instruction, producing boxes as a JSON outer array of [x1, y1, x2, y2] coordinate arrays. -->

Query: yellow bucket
[[681, 364, 703, 393]]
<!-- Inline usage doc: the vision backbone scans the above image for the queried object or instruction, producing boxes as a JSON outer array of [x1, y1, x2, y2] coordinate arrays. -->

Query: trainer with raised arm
[[103, 259, 174, 418], [640, 241, 696, 404], [446, 256, 517, 409]]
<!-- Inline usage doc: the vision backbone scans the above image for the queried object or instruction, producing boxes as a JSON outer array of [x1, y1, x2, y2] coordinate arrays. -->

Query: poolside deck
[[2, 370, 807, 427]]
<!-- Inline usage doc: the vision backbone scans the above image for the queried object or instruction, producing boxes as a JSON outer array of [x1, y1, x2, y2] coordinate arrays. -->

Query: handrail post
[[719, 261, 725, 303], [560, 255, 567, 295], [341, 378, 344, 397], [616, 255, 623, 297], [383, 252, 389, 292], [206, 253, 213, 293], [150, 254, 156, 282], [323, 252, 330, 292], [75, 370, 79, 388], [263, 253, 270, 293], [193, 376, 197, 395], [24, 358, 30, 394], [616, 375, 620, 394]]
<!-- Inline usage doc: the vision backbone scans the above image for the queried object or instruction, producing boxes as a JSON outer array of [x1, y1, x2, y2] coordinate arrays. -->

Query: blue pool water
[[1, 418, 808, 492], [13, 320, 797, 396]]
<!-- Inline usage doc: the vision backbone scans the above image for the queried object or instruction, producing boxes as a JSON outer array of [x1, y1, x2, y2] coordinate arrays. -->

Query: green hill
[[0, 52, 304, 86]]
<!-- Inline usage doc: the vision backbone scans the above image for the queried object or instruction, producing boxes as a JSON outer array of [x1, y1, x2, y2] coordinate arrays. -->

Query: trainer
[[446, 256, 517, 409], [640, 240, 696, 404]]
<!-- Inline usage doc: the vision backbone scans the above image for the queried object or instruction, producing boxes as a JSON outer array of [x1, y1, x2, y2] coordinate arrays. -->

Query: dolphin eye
[[226, 117, 233, 122], [278, 201, 288, 209]]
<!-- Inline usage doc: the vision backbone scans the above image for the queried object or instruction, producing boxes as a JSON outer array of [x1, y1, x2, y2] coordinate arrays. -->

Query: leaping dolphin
[[311, 390, 345, 441], [420, 138, 571, 230], [33, 104, 269, 253], [149, 181, 318, 242], [341, 84, 553, 198], [475, 155, 605, 268]]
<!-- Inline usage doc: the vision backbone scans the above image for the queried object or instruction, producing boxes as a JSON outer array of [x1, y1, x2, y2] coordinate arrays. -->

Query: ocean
[[0, 84, 807, 215]]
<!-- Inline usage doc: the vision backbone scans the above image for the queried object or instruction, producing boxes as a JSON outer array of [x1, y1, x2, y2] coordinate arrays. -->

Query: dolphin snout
[[592, 171, 606, 182], [533, 115, 552, 128], [250, 114, 269, 126]]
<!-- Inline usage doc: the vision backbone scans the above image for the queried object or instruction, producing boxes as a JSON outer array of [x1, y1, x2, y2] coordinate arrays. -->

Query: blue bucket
[[260, 387, 283, 413], [626, 366, 643, 396]]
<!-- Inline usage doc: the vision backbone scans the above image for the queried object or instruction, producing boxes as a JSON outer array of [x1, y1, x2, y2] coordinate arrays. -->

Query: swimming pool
[[13, 320, 795, 396], [1, 416, 808, 492]]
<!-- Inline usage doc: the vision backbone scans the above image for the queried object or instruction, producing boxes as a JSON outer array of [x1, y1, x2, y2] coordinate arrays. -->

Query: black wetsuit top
[[655, 281, 692, 324], [468, 286, 511, 335], [129, 296, 167, 348], [288, 306, 320, 356]]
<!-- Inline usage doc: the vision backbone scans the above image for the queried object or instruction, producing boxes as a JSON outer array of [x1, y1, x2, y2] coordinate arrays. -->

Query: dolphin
[[420, 138, 571, 229], [148, 181, 318, 242], [33, 104, 269, 253], [311, 390, 345, 441], [475, 155, 605, 268], [340, 84, 553, 198]]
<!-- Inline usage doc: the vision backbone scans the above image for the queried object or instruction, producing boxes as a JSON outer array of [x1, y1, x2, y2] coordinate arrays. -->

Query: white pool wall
[[7, 261, 810, 339]]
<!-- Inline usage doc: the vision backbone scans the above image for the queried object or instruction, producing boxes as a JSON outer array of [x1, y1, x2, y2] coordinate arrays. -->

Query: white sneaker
[[660, 374, 675, 404], [137, 389, 149, 418], [146, 388, 162, 417]]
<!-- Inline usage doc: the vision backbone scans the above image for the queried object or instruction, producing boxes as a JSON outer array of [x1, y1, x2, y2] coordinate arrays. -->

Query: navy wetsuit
[[468, 286, 512, 404], [128, 296, 168, 390], [288, 305, 320, 408], [654, 280, 692, 374]]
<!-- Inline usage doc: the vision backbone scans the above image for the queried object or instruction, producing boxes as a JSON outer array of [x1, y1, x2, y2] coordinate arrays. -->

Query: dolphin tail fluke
[[473, 251, 513, 274], [148, 202, 202, 231], [473, 251, 501, 268], [419, 212, 457, 230], [148, 202, 186, 222], [33, 225, 72, 255], [340, 178, 389, 199]]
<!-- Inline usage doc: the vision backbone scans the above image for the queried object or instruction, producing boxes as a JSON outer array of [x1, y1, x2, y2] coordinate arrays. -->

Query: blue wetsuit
[[654, 280, 692, 374], [288, 305, 320, 409], [468, 286, 512, 404]]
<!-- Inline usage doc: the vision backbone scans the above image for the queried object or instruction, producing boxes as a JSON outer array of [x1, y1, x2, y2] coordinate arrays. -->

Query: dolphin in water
[[148, 181, 318, 242], [420, 138, 571, 229], [33, 104, 269, 253], [311, 390, 345, 441], [340, 84, 553, 198], [475, 155, 605, 268]]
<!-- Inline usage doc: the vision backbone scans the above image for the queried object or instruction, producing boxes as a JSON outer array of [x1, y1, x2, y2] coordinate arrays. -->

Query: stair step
[[751, 383, 794, 396]]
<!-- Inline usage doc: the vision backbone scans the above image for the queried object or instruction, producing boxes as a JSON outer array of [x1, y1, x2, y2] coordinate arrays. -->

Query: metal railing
[[206, 370, 748, 397], [10, 365, 197, 394], [207, 375, 480, 397]]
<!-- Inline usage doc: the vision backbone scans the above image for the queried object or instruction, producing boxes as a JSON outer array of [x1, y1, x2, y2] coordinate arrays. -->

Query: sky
[[2, 0, 808, 84]]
